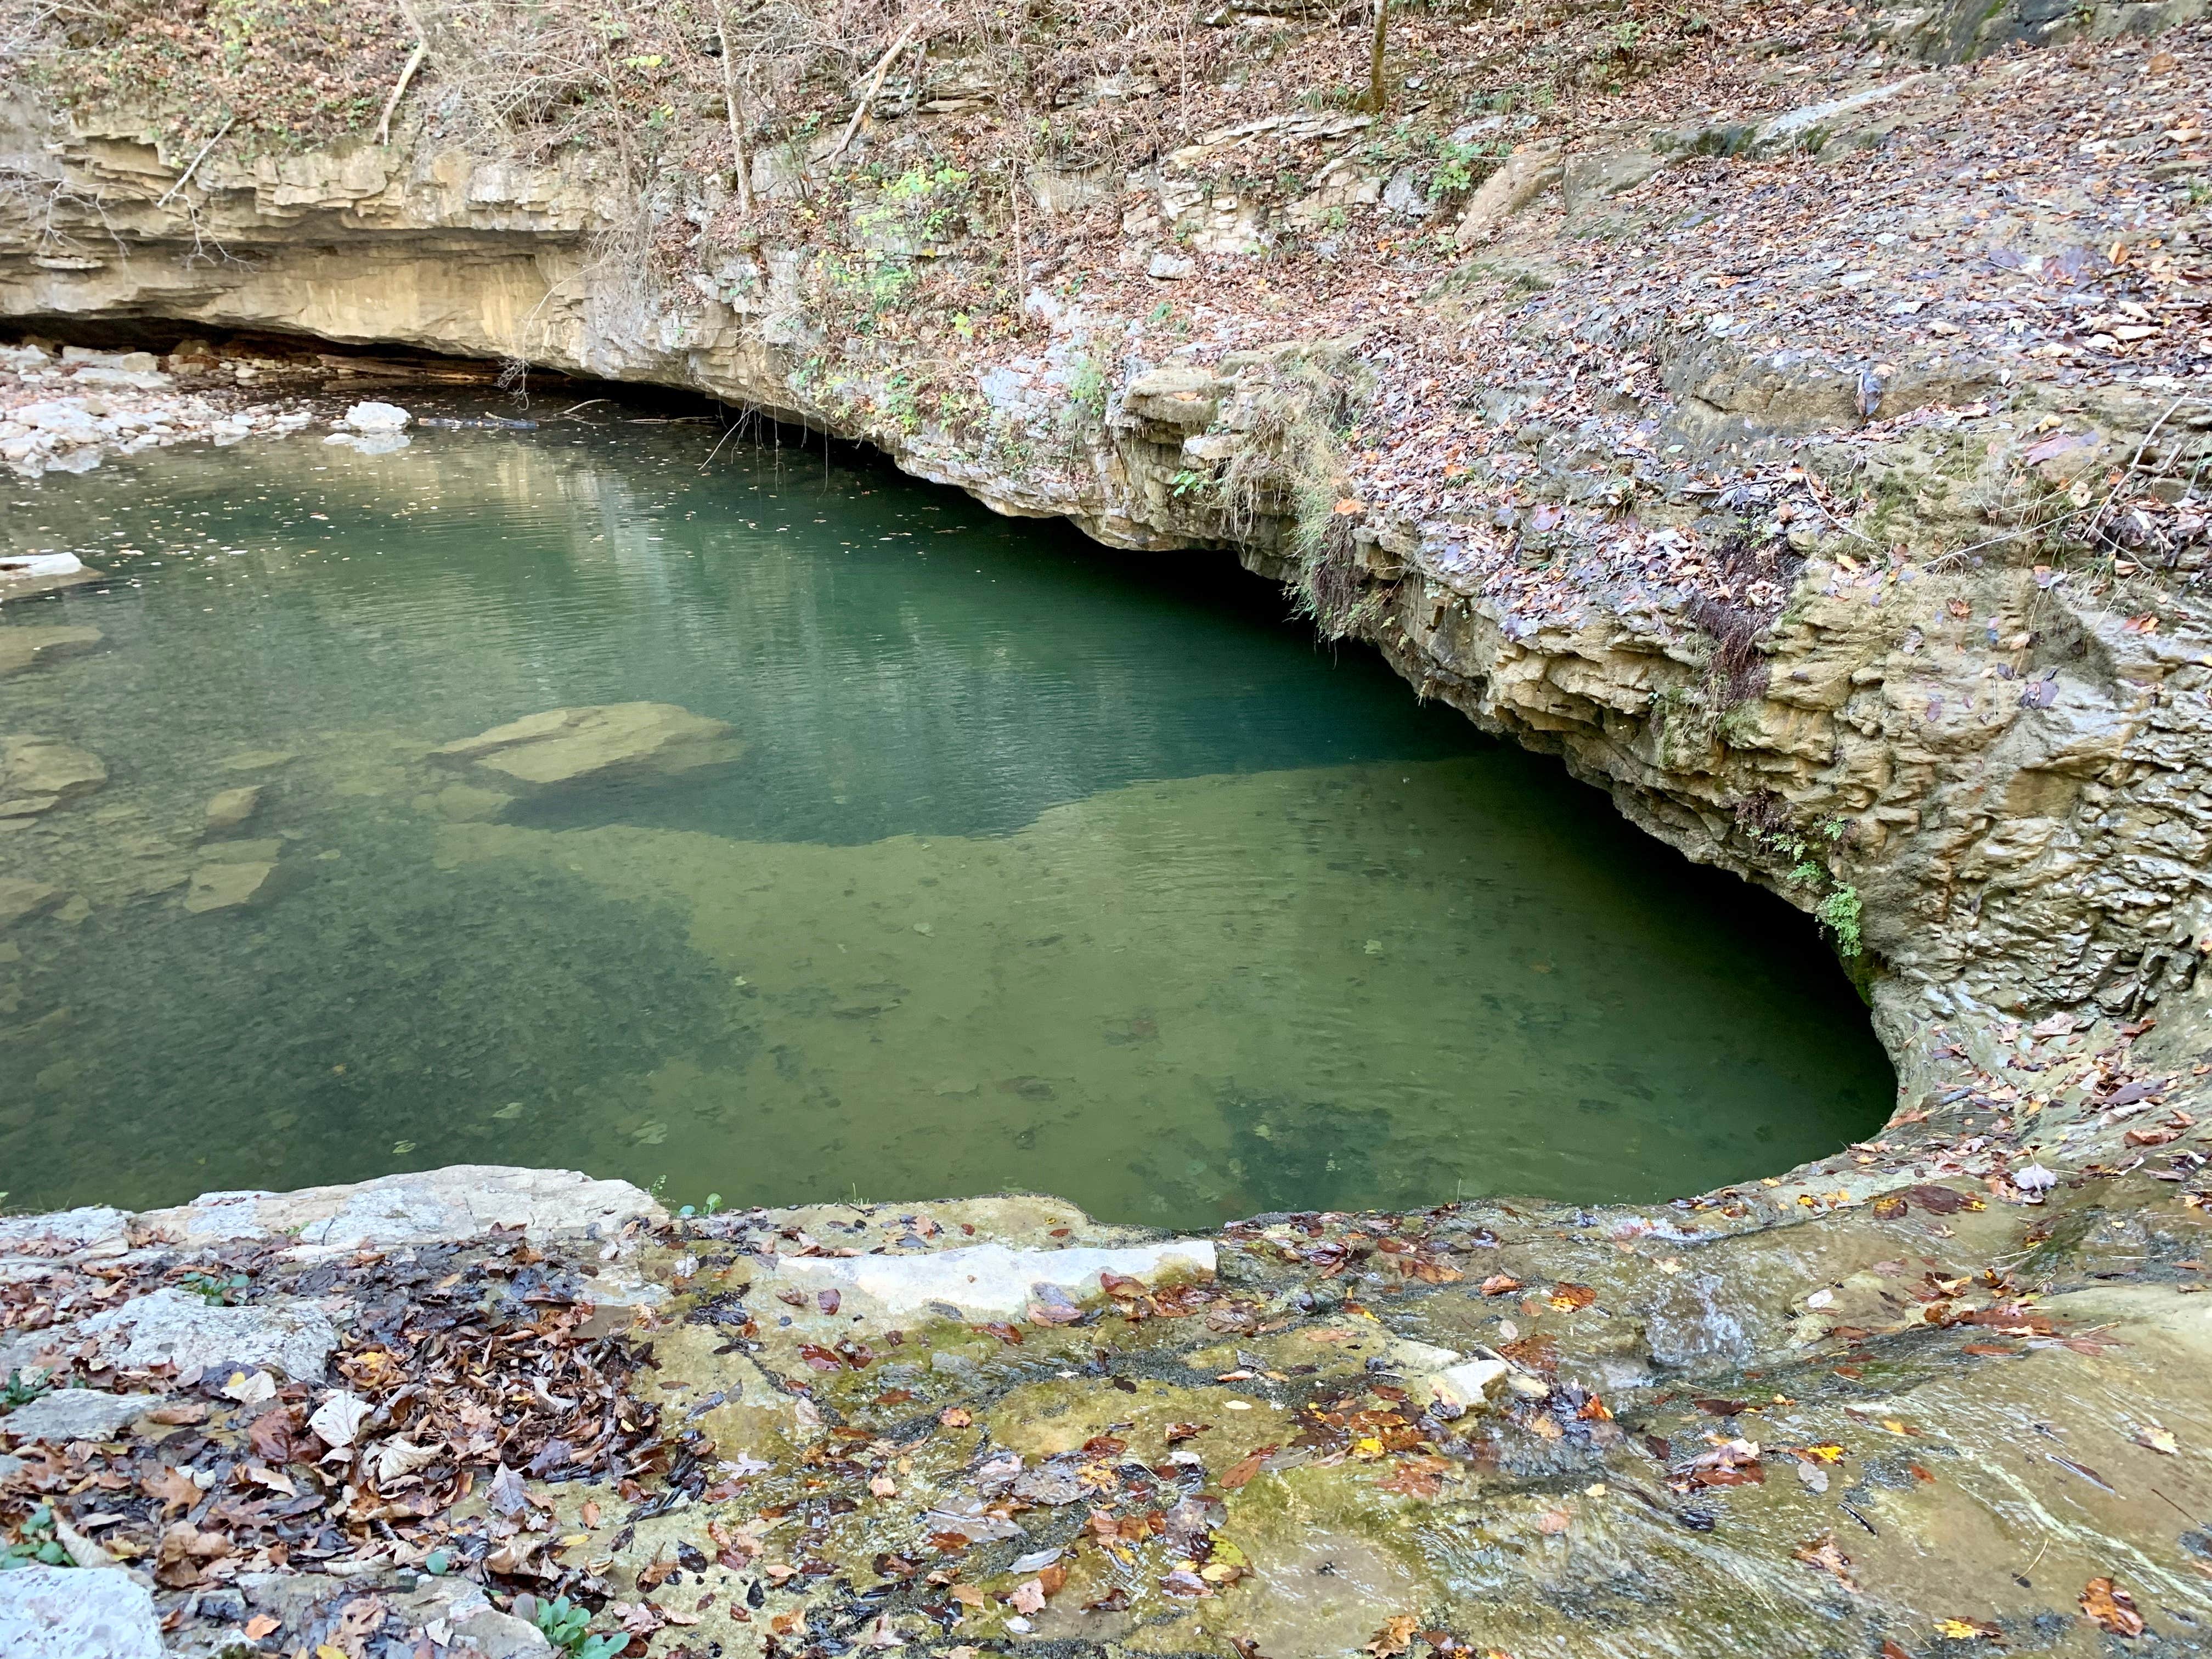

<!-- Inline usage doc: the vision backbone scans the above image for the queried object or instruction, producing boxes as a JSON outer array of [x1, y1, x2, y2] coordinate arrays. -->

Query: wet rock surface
[[1, 1159, 2207, 1657]]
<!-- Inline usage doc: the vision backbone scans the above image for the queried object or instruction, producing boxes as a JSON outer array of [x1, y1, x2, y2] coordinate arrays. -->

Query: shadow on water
[[0, 394, 1893, 1228]]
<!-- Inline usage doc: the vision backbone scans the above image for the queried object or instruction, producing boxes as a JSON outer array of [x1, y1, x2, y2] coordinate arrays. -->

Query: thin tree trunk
[[710, 0, 753, 213], [1366, 0, 1388, 114]]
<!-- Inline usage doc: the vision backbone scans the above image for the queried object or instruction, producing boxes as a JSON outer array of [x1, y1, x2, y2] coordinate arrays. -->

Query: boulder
[[1452, 144, 1563, 245], [1121, 365, 1223, 433], [1, 1388, 157, 1444], [430, 703, 744, 793], [75, 1287, 337, 1379], [0, 1565, 163, 1659], [202, 785, 264, 836], [0, 625, 102, 679], [0, 734, 106, 816], [9, 404, 99, 443], [1146, 252, 1197, 281], [141, 1165, 666, 1248]]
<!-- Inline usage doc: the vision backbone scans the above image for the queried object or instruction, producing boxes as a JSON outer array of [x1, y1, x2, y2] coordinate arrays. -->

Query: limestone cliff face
[[5, 55, 2210, 1118]]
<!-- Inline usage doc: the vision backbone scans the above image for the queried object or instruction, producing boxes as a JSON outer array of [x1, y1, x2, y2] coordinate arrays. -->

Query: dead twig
[[825, 15, 926, 165], [376, 39, 430, 147], [154, 117, 235, 209]]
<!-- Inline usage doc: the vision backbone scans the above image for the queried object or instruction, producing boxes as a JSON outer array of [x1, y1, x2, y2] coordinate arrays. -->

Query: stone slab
[[0, 1565, 163, 1659], [142, 1164, 667, 1248], [1, 1389, 159, 1444], [771, 1237, 1216, 1322], [74, 1288, 337, 1381]]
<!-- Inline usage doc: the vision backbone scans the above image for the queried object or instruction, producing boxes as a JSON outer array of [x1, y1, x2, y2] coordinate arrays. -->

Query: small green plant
[[2, 1505, 68, 1571], [3, 1368, 50, 1410], [1068, 356, 1108, 414], [533, 1595, 628, 1659], [1428, 138, 1502, 199], [1817, 885, 1864, 957], [1171, 468, 1209, 499], [178, 1271, 250, 1306]]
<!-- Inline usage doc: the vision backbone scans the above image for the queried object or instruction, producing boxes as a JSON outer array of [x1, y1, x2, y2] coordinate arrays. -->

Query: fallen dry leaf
[[1220, 1444, 1278, 1490], [2081, 1577, 2144, 1637], [1366, 1615, 1420, 1657], [1792, 1532, 1857, 1591]]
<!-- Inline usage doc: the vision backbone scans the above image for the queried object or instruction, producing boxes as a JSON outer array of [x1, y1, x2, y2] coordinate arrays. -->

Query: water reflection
[[0, 410, 1893, 1225]]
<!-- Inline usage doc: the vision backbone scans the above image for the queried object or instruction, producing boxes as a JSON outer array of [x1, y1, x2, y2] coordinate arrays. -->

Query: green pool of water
[[0, 409, 1893, 1227]]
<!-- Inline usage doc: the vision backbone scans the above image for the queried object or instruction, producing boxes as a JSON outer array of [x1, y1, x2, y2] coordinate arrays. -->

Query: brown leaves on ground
[[1375, 1456, 1452, 1499], [1545, 1283, 1597, 1311], [1366, 1615, 1420, 1657], [2080, 1577, 2145, 1637], [154, 1521, 230, 1588], [140, 1463, 202, 1516]]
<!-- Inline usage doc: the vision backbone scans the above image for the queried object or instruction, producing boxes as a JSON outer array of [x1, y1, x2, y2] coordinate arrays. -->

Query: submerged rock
[[430, 702, 744, 793], [182, 858, 276, 913], [202, 783, 264, 836], [0, 1565, 163, 1659], [0, 624, 101, 679], [0, 876, 61, 929], [0, 733, 105, 816]]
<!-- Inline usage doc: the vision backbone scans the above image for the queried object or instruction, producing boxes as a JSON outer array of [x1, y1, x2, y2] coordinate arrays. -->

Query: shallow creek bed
[[2, 1148, 2209, 1659]]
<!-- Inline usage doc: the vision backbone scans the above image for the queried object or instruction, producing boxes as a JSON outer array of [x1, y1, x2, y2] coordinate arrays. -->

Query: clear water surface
[[0, 406, 1893, 1227]]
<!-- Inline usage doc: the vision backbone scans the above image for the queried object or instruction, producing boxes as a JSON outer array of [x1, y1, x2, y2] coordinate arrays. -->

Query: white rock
[[0, 552, 86, 580], [12, 402, 99, 441], [342, 400, 412, 433], [772, 1237, 1216, 1322], [0, 1205, 127, 1255], [0, 1565, 163, 1659], [1430, 1358, 1510, 1409], [75, 1286, 337, 1380], [1146, 252, 1197, 281], [143, 1164, 665, 1248], [1, 1389, 157, 1443]]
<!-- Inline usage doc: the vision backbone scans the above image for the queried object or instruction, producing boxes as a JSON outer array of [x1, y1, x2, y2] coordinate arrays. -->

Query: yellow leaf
[[319, 1647, 351, 1659]]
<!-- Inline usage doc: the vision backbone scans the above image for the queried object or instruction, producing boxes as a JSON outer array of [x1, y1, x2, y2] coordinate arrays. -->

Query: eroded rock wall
[[4, 25, 2210, 1135]]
